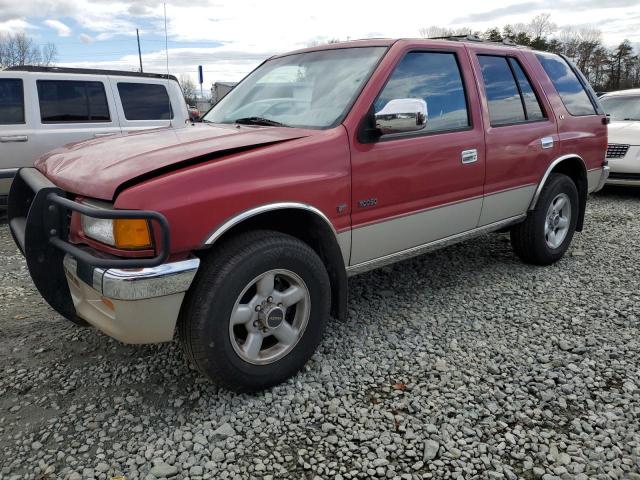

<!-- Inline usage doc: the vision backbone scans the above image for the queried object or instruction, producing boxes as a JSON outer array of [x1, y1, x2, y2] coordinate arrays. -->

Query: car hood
[[607, 121, 640, 146], [36, 124, 314, 200]]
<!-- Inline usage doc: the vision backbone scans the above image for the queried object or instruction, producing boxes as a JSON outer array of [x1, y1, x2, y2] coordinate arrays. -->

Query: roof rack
[[4, 65, 178, 81], [429, 34, 521, 47]]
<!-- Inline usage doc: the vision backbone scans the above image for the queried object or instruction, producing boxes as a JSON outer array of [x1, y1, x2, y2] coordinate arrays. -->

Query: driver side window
[[375, 51, 470, 134]]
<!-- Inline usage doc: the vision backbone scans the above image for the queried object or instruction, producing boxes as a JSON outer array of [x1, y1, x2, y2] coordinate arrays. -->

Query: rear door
[[349, 43, 486, 265], [31, 75, 121, 158], [533, 52, 607, 184], [467, 47, 559, 225]]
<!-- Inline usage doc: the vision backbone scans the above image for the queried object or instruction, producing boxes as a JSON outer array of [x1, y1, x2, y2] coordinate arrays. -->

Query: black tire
[[510, 173, 579, 265], [179, 230, 331, 392]]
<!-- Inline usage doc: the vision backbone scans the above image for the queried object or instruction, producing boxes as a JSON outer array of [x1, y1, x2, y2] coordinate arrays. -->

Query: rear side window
[[508, 58, 545, 121], [37, 80, 110, 123], [117, 82, 173, 120], [478, 56, 526, 125], [374, 51, 470, 134], [536, 53, 596, 116], [0, 79, 25, 124], [478, 55, 546, 126]]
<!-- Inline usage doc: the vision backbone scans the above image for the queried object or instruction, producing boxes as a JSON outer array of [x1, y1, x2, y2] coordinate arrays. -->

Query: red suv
[[8, 38, 608, 391]]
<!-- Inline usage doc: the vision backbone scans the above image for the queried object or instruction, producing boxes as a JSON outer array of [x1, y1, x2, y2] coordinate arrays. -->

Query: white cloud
[[43, 19, 71, 36], [3, 0, 640, 85], [0, 18, 35, 35]]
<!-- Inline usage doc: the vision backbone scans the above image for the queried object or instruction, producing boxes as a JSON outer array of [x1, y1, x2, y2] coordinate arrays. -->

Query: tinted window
[[37, 80, 110, 123], [118, 83, 173, 120], [0, 79, 25, 124], [478, 56, 526, 126], [508, 58, 545, 121], [374, 52, 470, 133], [536, 53, 596, 116]]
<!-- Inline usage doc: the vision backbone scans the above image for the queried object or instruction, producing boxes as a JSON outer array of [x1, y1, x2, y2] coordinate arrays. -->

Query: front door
[[349, 45, 486, 266]]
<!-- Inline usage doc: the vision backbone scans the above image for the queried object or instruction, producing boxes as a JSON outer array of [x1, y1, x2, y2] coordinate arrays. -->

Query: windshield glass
[[600, 95, 640, 121], [203, 47, 386, 129]]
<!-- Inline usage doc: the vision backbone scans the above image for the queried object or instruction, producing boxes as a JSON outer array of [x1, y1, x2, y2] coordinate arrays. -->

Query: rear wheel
[[510, 173, 579, 265], [179, 230, 331, 392]]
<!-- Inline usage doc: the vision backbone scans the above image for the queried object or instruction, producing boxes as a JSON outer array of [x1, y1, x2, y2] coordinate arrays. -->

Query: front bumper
[[8, 167, 197, 344], [63, 255, 199, 343], [606, 145, 640, 186]]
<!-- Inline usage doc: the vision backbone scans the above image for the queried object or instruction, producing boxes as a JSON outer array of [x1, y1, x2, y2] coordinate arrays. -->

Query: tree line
[[0, 32, 57, 69], [420, 14, 640, 92]]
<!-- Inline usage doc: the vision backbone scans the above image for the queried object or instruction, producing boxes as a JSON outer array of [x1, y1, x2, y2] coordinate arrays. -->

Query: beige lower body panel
[[479, 185, 536, 226], [65, 267, 184, 344], [351, 198, 483, 265]]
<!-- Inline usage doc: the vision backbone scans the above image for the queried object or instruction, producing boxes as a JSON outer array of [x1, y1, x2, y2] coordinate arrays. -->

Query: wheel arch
[[201, 203, 349, 320], [529, 154, 588, 232]]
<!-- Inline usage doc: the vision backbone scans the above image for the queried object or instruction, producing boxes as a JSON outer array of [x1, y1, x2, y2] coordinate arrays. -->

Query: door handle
[[541, 136, 554, 149], [94, 133, 116, 138], [0, 135, 28, 143], [461, 149, 478, 164]]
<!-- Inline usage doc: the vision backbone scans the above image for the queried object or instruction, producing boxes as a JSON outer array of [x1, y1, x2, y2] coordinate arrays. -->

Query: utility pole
[[136, 28, 143, 73]]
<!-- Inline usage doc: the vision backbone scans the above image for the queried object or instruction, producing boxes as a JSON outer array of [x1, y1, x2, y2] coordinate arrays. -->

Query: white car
[[0, 66, 189, 205], [600, 89, 640, 186]]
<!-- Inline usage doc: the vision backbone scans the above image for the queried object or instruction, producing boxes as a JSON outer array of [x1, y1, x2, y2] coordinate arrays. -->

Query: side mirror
[[374, 98, 428, 135]]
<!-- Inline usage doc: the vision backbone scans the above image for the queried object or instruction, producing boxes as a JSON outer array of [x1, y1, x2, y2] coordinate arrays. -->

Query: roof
[[601, 88, 640, 97], [3, 65, 178, 81], [271, 36, 531, 59]]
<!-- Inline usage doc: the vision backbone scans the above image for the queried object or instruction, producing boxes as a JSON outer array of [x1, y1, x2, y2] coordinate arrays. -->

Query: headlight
[[80, 203, 152, 250]]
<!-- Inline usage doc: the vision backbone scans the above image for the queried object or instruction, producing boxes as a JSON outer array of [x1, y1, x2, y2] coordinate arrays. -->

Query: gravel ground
[[0, 189, 639, 480]]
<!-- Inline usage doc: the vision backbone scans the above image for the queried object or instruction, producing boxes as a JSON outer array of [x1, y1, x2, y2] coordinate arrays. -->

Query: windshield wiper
[[234, 116, 287, 127]]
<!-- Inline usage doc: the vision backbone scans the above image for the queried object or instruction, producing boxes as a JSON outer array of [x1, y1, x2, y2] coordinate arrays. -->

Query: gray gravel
[[1, 188, 639, 480]]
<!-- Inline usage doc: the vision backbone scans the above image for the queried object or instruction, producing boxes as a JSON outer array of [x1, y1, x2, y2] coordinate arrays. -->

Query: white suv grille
[[607, 144, 630, 159]]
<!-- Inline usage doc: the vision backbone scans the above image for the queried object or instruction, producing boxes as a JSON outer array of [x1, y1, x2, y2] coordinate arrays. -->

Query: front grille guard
[[9, 167, 170, 270], [8, 168, 172, 322]]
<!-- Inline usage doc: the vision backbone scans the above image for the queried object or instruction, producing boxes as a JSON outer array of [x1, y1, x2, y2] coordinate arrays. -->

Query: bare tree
[[179, 74, 198, 106], [419, 26, 473, 38], [0, 32, 57, 68], [306, 37, 341, 47], [528, 13, 556, 39]]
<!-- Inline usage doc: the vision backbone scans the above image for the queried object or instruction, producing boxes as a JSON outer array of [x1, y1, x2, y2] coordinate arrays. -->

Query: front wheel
[[179, 230, 331, 392], [510, 173, 579, 265]]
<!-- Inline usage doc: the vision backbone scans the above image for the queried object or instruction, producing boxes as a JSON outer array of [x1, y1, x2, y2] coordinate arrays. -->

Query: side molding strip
[[528, 154, 586, 211], [346, 214, 526, 276], [204, 202, 339, 245]]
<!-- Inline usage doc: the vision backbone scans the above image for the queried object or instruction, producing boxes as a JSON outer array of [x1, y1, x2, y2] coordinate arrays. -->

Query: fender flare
[[202, 202, 350, 320], [528, 153, 588, 231]]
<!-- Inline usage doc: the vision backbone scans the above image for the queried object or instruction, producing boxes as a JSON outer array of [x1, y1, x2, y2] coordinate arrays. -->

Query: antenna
[[164, 2, 172, 128], [136, 28, 143, 72]]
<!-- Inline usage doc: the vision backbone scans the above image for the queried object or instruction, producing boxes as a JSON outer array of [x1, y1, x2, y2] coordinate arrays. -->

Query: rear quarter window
[[117, 82, 173, 120], [536, 53, 596, 116], [0, 79, 25, 124]]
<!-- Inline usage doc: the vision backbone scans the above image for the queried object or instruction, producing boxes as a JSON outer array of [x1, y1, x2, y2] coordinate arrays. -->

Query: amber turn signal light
[[113, 219, 152, 249]]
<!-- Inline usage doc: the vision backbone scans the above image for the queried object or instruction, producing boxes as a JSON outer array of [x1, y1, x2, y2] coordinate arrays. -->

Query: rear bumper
[[63, 255, 199, 343], [594, 165, 610, 192]]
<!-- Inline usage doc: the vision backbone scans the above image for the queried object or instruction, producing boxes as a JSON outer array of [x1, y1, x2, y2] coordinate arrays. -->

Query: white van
[[0, 66, 189, 204]]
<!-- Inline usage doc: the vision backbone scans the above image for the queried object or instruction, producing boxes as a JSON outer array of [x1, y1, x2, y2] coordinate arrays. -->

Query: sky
[[1, 0, 640, 91]]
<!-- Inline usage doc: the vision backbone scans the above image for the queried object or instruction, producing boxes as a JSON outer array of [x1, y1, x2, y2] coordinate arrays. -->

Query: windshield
[[600, 95, 640, 121], [203, 47, 386, 129]]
